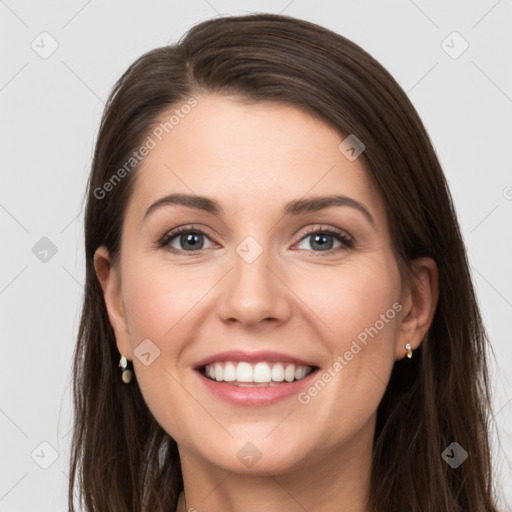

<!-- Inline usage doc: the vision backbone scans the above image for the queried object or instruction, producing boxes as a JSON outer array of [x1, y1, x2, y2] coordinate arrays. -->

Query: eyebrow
[[143, 193, 375, 227]]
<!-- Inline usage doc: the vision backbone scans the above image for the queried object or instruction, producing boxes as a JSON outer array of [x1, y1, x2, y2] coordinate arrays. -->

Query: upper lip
[[193, 350, 318, 369]]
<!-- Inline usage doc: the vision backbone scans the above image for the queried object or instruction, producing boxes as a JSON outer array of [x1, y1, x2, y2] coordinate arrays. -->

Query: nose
[[216, 242, 293, 328]]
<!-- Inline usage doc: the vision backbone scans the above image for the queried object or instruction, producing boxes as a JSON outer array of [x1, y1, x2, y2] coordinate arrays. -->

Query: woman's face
[[95, 94, 434, 477]]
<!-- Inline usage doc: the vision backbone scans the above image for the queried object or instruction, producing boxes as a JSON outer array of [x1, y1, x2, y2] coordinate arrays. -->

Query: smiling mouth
[[198, 361, 319, 387]]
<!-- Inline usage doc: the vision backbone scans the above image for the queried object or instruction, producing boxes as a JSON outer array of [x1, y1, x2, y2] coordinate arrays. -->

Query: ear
[[395, 257, 439, 360], [93, 246, 132, 359]]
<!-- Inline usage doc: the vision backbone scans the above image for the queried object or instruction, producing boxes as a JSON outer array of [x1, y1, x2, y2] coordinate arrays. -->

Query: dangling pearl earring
[[405, 343, 413, 359], [118, 355, 133, 383]]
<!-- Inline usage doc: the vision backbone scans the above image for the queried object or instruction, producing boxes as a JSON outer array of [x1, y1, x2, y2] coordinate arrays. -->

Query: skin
[[94, 94, 438, 512]]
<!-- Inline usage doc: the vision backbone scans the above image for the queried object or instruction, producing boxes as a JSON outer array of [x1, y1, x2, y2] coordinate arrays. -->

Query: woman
[[68, 13, 501, 512]]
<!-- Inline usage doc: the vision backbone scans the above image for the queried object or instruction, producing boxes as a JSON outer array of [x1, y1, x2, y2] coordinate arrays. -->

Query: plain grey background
[[1, 1, 511, 510]]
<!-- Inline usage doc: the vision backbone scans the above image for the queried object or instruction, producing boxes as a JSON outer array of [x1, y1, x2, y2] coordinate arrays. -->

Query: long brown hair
[[69, 13, 501, 511]]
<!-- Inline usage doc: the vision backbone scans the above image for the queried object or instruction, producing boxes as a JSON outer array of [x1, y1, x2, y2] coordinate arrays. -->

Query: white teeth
[[271, 363, 285, 382], [295, 366, 307, 380], [203, 361, 314, 384], [215, 363, 223, 381], [223, 362, 236, 382], [284, 364, 295, 382], [236, 362, 252, 382], [253, 362, 271, 383]]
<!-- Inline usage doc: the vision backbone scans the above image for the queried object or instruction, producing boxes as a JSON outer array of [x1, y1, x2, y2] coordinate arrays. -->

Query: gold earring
[[405, 343, 413, 359], [118, 355, 133, 383]]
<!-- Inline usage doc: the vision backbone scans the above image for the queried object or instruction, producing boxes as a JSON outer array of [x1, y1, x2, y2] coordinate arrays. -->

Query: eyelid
[[158, 223, 217, 252], [294, 225, 354, 251], [158, 223, 355, 254], [296, 224, 353, 242]]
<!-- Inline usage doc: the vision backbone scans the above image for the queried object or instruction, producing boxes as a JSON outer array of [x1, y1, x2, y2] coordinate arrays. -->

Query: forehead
[[125, 94, 386, 228]]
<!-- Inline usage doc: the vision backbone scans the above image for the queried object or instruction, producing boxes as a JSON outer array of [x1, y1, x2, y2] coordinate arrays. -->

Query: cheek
[[294, 258, 401, 353], [297, 259, 400, 416], [122, 259, 207, 343], [119, 260, 208, 437]]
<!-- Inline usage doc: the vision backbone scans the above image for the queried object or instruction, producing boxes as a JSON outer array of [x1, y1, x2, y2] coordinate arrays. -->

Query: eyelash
[[158, 224, 354, 255]]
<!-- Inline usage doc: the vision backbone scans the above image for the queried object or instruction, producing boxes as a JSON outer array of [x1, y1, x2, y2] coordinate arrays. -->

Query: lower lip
[[195, 368, 319, 407]]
